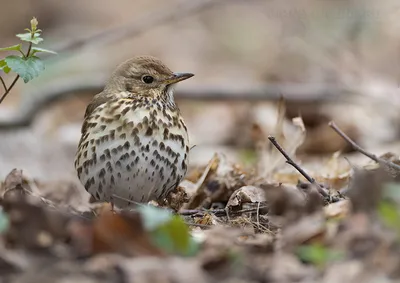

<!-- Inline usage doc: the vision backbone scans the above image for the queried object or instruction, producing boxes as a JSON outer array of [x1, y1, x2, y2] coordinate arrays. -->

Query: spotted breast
[[74, 95, 189, 209]]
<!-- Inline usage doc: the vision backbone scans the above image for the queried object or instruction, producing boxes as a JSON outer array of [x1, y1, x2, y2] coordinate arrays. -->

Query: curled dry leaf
[[0, 169, 32, 200], [324, 199, 351, 219], [319, 151, 352, 191], [183, 153, 248, 210], [254, 97, 306, 179], [182, 153, 220, 209], [69, 211, 165, 257], [226, 185, 266, 210]]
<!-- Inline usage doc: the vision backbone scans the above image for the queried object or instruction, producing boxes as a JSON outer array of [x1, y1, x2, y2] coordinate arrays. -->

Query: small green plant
[[377, 183, 400, 237], [296, 243, 344, 268], [138, 205, 199, 256], [0, 17, 56, 104]]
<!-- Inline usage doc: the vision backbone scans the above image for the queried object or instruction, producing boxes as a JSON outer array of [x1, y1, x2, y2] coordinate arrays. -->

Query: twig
[[25, 42, 32, 59], [179, 206, 268, 217], [328, 121, 400, 172], [0, 42, 32, 104], [268, 136, 330, 198], [0, 75, 20, 104], [0, 76, 6, 91], [256, 201, 261, 230]]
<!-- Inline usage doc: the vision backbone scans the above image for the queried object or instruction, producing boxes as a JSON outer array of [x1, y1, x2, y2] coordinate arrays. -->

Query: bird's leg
[[110, 196, 116, 213]]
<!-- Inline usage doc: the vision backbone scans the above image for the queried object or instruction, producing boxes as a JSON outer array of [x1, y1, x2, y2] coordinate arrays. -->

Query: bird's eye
[[142, 75, 154, 84]]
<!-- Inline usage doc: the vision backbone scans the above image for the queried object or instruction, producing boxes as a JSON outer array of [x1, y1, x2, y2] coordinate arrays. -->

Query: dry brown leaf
[[226, 186, 266, 210], [90, 211, 165, 257], [324, 199, 351, 220], [182, 153, 220, 209], [281, 212, 326, 249], [0, 169, 32, 199], [319, 151, 352, 191], [166, 185, 190, 211], [254, 100, 307, 179], [183, 153, 248, 210], [1, 190, 70, 251]]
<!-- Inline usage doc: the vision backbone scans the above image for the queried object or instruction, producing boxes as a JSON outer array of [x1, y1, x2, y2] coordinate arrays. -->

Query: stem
[[26, 42, 32, 58], [268, 135, 331, 199], [329, 121, 400, 172], [0, 76, 6, 92], [0, 41, 32, 104], [0, 76, 20, 104]]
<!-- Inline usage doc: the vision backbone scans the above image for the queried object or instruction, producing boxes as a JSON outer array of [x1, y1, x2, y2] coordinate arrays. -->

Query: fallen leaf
[[1, 190, 70, 251], [0, 169, 31, 200], [91, 210, 165, 257], [226, 185, 266, 210]]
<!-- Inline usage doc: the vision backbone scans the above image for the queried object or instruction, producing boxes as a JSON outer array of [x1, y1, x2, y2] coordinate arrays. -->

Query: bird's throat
[[163, 84, 177, 109]]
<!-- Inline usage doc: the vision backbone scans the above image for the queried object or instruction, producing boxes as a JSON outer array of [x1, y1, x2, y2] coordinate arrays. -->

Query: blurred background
[[0, 0, 400, 187]]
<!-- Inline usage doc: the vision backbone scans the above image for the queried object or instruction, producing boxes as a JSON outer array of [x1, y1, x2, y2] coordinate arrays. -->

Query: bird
[[74, 55, 194, 210]]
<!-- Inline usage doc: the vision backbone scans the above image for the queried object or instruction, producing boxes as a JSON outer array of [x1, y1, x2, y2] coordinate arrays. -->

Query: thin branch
[[0, 42, 32, 105], [0, 75, 20, 104], [26, 42, 32, 59], [268, 136, 330, 198], [329, 121, 400, 172], [0, 76, 6, 92]]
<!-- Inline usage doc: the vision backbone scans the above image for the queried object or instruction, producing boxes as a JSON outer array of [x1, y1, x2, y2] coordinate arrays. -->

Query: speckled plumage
[[74, 56, 193, 209]]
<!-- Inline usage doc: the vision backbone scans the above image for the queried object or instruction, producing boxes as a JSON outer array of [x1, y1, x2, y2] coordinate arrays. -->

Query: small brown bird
[[74, 56, 193, 209]]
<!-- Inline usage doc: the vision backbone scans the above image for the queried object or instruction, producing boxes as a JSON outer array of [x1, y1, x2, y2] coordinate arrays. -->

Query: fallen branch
[[328, 121, 400, 173], [267, 136, 330, 199], [0, 77, 350, 129]]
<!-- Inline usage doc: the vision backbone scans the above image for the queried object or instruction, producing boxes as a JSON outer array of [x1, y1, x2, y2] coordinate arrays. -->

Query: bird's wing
[[81, 93, 110, 134]]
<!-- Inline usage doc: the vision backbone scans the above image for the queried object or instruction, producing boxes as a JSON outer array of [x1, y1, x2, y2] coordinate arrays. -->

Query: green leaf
[[30, 47, 57, 56], [5, 55, 45, 83], [0, 44, 22, 52], [0, 59, 11, 74], [378, 200, 400, 230], [296, 244, 344, 267], [151, 215, 198, 256], [138, 205, 174, 230], [138, 205, 199, 256], [0, 210, 9, 234], [383, 183, 400, 203], [16, 32, 43, 44], [0, 60, 6, 69]]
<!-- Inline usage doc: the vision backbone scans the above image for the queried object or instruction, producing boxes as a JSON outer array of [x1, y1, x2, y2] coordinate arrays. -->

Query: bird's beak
[[164, 72, 194, 85]]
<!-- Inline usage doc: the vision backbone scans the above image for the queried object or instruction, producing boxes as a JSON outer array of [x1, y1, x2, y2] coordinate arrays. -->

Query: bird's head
[[104, 55, 194, 104]]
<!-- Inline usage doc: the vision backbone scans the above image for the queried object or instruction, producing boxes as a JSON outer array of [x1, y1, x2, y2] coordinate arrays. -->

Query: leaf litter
[[3, 100, 400, 282]]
